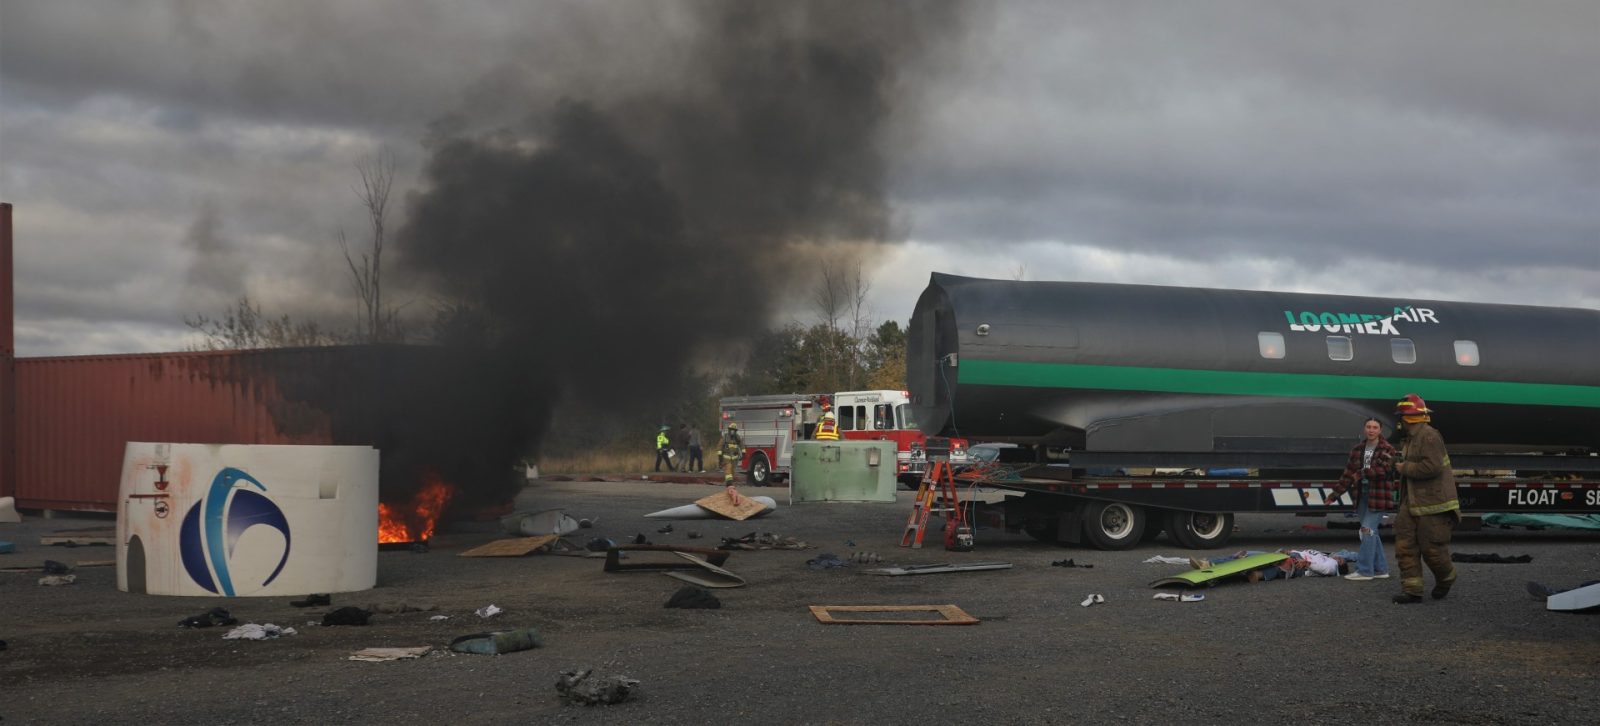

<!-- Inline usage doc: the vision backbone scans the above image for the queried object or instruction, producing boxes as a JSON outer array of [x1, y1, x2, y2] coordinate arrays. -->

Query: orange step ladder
[[900, 459, 972, 550]]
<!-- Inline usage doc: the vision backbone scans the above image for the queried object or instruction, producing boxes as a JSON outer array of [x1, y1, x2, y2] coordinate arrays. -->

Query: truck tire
[[1080, 501, 1145, 550], [1165, 510, 1234, 550], [747, 452, 771, 486]]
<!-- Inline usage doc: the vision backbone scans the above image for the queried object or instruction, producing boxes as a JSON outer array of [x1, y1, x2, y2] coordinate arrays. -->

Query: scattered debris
[[632, 533, 651, 545], [664, 586, 722, 609], [0, 540, 13, 554], [40, 527, 115, 547], [367, 602, 438, 614], [604, 545, 730, 573], [474, 604, 503, 619], [686, 531, 702, 539], [350, 646, 432, 662], [585, 537, 617, 552], [850, 551, 881, 564], [458, 535, 559, 558], [1050, 559, 1094, 568], [1152, 593, 1206, 602], [577, 518, 596, 528], [290, 594, 331, 608], [500, 509, 581, 537], [661, 554, 746, 588], [643, 495, 777, 520], [1148, 552, 1291, 588], [865, 562, 1013, 577], [223, 623, 297, 640], [179, 607, 238, 629], [1079, 594, 1106, 607], [1543, 582, 1600, 612], [43, 560, 72, 575], [810, 604, 980, 625], [38, 574, 76, 586], [1452, 553, 1533, 564], [322, 607, 374, 626], [657, 523, 674, 534], [556, 669, 640, 706], [806, 553, 850, 570], [449, 627, 543, 655], [429, 615, 451, 621], [1142, 556, 1190, 565], [718, 532, 811, 550]]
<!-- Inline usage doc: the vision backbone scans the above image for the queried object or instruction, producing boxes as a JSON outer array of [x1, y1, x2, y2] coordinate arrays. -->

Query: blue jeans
[[1355, 491, 1389, 577]]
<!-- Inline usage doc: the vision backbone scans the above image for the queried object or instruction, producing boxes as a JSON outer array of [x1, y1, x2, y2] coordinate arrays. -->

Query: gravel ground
[[2, 479, 1597, 725]]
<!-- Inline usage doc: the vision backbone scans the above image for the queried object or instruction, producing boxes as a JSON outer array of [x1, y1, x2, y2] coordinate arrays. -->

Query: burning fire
[[378, 473, 457, 543]]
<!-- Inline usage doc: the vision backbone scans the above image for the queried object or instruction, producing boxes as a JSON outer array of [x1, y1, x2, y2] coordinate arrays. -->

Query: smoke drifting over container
[[396, 3, 960, 450]]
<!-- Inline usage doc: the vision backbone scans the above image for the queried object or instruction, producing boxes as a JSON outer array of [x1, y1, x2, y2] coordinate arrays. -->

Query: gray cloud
[[0, 0, 1594, 358]]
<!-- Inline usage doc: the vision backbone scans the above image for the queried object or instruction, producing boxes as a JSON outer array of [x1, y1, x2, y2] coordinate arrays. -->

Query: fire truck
[[719, 390, 969, 487]]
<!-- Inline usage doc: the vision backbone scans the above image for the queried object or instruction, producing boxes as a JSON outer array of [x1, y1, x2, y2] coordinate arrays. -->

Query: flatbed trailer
[[966, 461, 1600, 550]]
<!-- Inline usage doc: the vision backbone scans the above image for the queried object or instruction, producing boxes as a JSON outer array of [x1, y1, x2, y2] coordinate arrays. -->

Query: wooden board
[[694, 491, 770, 521], [809, 604, 979, 625], [41, 527, 116, 546], [457, 535, 559, 558]]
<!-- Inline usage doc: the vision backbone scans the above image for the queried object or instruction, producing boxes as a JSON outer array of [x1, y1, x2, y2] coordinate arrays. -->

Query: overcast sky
[[2, 0, 1596, 357]]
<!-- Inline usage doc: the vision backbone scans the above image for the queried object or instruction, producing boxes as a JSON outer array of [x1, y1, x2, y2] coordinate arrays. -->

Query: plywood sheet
[[458, 535, 559, 558], [694, 491, 770, 521], [809, 604, 979, 625]]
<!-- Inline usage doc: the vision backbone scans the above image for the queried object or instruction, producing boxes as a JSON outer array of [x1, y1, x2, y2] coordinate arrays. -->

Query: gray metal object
[[789, 441, 897, 503]]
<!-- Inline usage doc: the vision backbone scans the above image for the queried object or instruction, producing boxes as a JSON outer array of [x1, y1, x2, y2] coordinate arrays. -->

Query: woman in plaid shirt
[[1324, 418, 1397, 580]]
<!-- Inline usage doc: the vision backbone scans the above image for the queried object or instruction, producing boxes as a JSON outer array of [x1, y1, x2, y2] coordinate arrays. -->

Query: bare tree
[[811, 263, 845, 332], [186, 296, 335, 350], [341, 147, 399, 343]]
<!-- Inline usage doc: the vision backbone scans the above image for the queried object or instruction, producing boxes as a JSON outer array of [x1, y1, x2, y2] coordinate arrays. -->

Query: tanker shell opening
[[906, 275, 959, 436]]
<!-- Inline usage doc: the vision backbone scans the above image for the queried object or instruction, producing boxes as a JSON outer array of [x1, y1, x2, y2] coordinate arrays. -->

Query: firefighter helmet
[[726, 421, 739, 430], [1394, 393, 1431, 418]]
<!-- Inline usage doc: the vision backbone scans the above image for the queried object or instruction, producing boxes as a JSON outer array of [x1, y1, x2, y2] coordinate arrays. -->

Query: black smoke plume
[[395, 2, 962, 480]]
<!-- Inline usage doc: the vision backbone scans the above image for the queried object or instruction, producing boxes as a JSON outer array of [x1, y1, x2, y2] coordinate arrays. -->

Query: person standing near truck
[[814, 412, 840, 441], [1390, 393, 1460, 604], [1324, 418, 1397, 581], [717, 422, 744, 485], [687, 425, 705, 472]]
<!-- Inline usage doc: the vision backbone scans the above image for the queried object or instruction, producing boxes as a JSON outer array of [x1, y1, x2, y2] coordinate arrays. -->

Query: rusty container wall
[[12, 348, 371, 511], [1, 202, 15, 499]]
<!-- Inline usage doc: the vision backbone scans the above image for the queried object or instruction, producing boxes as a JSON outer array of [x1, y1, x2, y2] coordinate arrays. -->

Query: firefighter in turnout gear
[[814, 412, 840, 441], [718, 422, 745, 486], [1391, 393, 1460, 604]]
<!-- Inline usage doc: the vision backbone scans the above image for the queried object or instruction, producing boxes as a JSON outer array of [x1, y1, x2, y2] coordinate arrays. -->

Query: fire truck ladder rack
[[901, 459, 970, 550]]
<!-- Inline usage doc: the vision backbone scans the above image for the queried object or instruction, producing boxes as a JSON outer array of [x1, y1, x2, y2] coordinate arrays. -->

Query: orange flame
[[378, 473, 457, 543]]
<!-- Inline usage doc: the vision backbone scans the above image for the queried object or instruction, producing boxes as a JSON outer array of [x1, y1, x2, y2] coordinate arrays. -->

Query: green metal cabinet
[[789, 441, 898, 503]]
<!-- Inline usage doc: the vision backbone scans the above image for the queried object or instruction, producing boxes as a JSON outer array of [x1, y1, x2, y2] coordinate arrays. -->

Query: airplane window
[[1454, 340, 1480, 366], [1326, 336, 1353, 361], [1391, 338, 1416, 364], [1258, 332, 1285, 359]]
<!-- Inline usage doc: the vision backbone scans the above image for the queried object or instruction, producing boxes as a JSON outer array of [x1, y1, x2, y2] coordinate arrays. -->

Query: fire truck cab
[[719, 389, 967, 487]]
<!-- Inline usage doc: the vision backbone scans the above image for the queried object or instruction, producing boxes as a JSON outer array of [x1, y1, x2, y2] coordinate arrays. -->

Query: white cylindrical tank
[[116, 443, 380, 597]]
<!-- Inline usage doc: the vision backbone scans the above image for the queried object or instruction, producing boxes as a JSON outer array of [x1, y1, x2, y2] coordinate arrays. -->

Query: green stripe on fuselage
[[960, 359, 1600, 408]]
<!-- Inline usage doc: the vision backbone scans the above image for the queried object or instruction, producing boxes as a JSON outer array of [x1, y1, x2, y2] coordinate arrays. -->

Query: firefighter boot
[[1431, 570, 1457, 600]]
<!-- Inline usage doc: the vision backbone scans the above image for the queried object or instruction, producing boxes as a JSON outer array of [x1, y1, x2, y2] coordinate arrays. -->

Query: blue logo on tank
[[178, 467, 292, 596]]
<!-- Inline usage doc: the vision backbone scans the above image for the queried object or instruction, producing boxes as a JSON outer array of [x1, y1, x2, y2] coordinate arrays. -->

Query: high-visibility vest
[[815, 419, 839, 441]]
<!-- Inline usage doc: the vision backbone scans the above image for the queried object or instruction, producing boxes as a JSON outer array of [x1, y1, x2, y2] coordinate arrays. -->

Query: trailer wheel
[[1080, 501, 1145, 550], [1166, 510, 1234, 550], [747, 452, 771, 486]]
